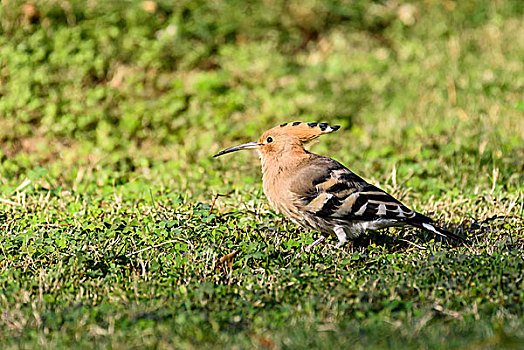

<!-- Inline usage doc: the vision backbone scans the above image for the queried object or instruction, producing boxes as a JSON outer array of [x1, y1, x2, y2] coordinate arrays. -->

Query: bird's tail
[[409, 213, 468, 244]]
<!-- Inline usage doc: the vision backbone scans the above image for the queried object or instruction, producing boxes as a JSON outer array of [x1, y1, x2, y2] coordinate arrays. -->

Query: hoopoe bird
[[214, 122, 466, 249]]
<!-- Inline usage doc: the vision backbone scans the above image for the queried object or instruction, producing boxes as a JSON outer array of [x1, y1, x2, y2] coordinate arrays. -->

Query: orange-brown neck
[[259, 143, 310, 211], [259, 143, 308, 175]]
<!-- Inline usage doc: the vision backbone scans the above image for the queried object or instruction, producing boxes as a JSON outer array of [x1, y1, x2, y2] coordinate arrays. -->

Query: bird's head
[[213, 122, 340, 158]]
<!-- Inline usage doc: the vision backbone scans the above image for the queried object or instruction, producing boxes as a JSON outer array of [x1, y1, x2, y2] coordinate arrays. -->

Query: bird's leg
[[334, 226, 348, 248], [306, 235, 327, 251]]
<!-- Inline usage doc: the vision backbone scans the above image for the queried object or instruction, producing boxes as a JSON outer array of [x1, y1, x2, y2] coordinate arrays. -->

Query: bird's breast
[[262, 172, 283, 210], [260, 151, 310, 218], [262, 166, 293, 213]]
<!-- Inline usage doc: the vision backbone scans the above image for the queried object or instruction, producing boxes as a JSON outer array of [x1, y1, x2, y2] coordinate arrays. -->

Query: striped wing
[[290, 156, 416, 223]]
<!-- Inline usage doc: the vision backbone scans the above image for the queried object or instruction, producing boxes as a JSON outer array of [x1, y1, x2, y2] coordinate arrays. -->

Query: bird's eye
[[266, 137, 273, 143]]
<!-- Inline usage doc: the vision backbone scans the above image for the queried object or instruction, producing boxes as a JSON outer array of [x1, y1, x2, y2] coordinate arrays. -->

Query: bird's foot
[[335, 240, 347, 248], [334, 236, 348, 249], [334, 226, 348, 248]]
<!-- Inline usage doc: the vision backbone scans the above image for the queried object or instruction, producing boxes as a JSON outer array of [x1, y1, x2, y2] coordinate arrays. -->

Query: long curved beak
[[213, 141, 259, 157]]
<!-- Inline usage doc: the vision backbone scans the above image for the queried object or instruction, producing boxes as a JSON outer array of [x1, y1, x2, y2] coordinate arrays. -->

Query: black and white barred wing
[[289, 155, 465, 242], [290, 156, 416, 224]]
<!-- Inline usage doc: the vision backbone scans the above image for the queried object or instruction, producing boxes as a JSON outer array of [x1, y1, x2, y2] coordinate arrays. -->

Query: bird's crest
[[274, 122, 340, 142], [213, 121, 340, 158]]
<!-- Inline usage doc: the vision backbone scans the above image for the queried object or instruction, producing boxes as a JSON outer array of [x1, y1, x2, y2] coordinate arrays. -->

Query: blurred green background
[[0, 1, 523, 349], [1, 0, 522, 197]]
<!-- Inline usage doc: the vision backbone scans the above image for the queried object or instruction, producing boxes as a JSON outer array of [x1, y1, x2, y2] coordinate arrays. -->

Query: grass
[[0, 0, 523, 348]]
